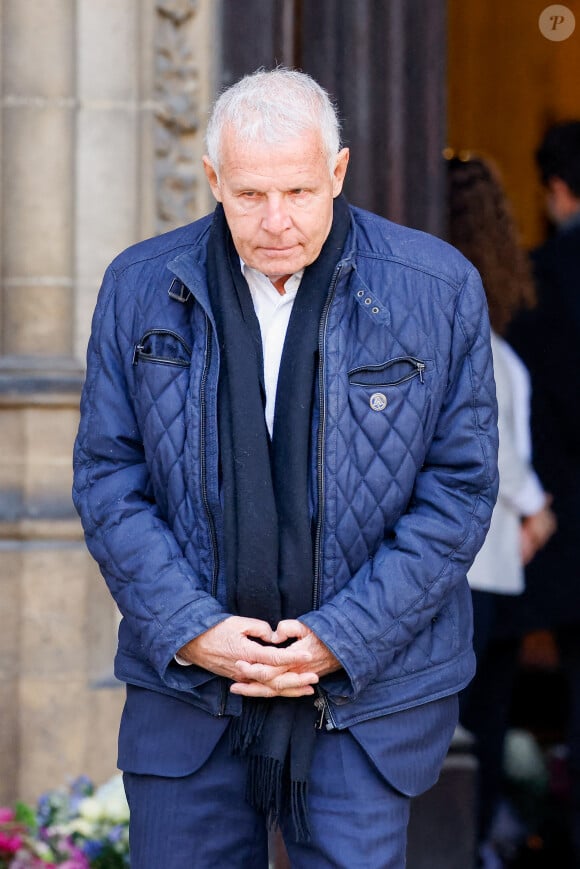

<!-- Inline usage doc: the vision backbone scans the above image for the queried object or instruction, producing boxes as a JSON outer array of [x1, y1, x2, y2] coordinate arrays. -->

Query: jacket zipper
[[313, 264, 342, 612], [199, 318, 228, 717], [348, 356, 425, 386], [311, 265, 343, 733], [132, 328, 192, 367], [199, 321, 219, 599], [314, 688, 336, 730]]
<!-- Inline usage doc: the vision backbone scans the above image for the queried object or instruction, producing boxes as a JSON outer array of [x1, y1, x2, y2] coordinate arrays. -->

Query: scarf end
[[229, 703, 267, 754], [245, 756, 311, 843], [290, 779, 311, 843]]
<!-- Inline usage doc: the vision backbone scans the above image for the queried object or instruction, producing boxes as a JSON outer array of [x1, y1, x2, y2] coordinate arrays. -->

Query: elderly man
[[73, 68, 498, 868]]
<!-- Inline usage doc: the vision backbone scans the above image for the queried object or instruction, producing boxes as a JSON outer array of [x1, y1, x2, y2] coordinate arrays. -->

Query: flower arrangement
[[0, 775, 129, 868]]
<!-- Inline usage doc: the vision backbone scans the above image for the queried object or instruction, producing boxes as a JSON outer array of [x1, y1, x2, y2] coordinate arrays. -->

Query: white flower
[[31, 840, 55, 860], [94, 775, 130, 823], [71, 818, 97, 837], [102, 793, 130, 824], [77, 796, 104, 822], [55, 818, 97, 837]]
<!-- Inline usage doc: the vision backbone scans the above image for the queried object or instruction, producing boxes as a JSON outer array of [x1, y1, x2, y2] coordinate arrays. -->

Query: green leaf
[[14, 800, 37, 831]]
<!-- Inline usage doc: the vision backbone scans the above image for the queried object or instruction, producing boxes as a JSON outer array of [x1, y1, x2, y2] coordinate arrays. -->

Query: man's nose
[[261, 195, 292, 233]]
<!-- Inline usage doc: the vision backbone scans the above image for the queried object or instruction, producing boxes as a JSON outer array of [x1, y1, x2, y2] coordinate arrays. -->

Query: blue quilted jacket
[[73, 205, 498, 729]]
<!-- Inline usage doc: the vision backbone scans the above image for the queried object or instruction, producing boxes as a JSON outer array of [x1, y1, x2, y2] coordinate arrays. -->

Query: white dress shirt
[[241, 262, 303, 436]]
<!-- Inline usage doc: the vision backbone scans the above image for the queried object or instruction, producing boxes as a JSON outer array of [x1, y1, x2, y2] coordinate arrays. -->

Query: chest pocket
[[348, 356, 426, 387], [132, 329, 192, 367], [347, 355, 432, 435]]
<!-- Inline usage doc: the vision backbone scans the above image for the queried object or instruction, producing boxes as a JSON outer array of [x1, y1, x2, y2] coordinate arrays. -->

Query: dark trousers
[[460, 589, 520, 842], [123, 724, 411, 869]]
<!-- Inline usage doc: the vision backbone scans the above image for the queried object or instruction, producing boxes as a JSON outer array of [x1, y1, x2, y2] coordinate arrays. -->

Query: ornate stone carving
[[154, 0, 201, 232], [157, 0, 198, 25]]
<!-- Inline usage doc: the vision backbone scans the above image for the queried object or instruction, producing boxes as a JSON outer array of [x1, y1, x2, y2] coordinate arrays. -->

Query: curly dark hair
[[445, 155, 536, 335]]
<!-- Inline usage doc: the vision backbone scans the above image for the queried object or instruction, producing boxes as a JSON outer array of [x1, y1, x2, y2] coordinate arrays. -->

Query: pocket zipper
[[349, 356, 425, 387]]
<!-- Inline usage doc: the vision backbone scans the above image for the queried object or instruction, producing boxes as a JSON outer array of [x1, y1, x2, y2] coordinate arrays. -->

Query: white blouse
[[467, 331, 545, 595]]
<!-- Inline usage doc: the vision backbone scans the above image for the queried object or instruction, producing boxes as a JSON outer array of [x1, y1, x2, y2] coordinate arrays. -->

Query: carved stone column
[[153, 0, 215, 234], [0, 0, 82, 805], [0, 1, 75, 361], [0, 0, 220, 805]]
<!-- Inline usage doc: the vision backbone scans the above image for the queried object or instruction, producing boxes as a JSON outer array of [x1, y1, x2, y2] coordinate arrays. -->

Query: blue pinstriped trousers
[[123, 725, 411, 868]]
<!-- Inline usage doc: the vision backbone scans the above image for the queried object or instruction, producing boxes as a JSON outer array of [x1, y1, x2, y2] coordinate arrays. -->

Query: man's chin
[[249, 251, 315, 278], [256, 262, 303, 278]]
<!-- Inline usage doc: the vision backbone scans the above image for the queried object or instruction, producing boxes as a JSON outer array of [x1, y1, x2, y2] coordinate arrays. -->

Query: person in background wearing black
[[446, 153, 556, 868], [507, 120, 580, 867]]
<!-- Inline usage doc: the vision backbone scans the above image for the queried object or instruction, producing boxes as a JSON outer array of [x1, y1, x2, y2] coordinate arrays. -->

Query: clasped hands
[[177, 616, 340, 699]]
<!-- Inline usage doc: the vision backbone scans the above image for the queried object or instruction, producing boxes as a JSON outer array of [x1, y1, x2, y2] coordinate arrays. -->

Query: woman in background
[[445, 154, 556, 867]]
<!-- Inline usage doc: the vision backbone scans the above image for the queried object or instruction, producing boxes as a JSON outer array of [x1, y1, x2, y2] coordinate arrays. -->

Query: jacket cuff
[[150, 601, 229, 686], [300, 604, 380, 700]]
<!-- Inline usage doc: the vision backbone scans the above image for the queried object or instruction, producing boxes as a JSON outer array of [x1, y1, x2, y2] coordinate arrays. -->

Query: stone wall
[[0, 0, 217, 804]]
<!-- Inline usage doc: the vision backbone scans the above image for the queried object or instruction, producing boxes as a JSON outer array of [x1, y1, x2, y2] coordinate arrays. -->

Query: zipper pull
[[417, 361, 425, 383], [132, 344, 144, 365], [314, 695, 327, 730]]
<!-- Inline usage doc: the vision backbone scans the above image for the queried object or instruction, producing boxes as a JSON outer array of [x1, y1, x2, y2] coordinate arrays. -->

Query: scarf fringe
[[229, 701, 312, 842], [245, 756, 311, 843], [247, 755, 284, 826], [290, 779, 311, 842], [229, 701, 268, 754]]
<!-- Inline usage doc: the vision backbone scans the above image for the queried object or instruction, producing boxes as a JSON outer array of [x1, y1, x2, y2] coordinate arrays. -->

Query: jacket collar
[[166, 203, 359, 318]]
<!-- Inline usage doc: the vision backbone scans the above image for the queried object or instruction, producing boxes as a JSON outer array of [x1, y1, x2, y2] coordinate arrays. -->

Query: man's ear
[[203, 156, 222, 202], [332, 148, 350, 197]]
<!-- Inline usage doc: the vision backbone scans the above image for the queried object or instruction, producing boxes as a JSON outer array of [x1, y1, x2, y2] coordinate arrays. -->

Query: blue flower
[[81, 838, 104, 859], [68, 777, 94, 815], [36, 793, 53, 827], [107, 825, 125, 844], [70, 776, 93, 793]]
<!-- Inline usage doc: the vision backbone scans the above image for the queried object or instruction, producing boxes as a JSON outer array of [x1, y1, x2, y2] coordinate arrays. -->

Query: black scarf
[[206, 195, 351, 840]]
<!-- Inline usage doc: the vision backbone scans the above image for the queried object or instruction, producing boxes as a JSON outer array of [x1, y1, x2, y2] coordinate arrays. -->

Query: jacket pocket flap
[[133, 329, 192, 367], [349, 356, 426, 387]]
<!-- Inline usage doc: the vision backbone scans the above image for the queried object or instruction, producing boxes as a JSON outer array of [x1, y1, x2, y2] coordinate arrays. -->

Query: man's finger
[[230, 681, 317, 698], [241, 643, 313, 667], [271, 619, 310, 644], [235, 660, 319, 685], [240, 620, 277, 643]]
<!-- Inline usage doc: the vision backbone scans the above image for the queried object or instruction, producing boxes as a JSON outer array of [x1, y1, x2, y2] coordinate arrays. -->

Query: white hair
[[205, 68, 342, 175]]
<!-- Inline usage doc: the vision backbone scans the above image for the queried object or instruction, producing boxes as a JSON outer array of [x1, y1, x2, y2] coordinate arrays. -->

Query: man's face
[[203, 127, 349, 279]]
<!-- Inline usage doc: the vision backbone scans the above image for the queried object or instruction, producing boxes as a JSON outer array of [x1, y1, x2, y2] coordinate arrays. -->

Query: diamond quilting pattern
[[315, 255, 498, 681], [322, 276, 448, 587], [75, 209, 497, 713]]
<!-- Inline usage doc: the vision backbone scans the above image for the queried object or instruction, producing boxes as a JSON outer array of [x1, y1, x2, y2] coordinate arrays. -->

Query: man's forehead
[[220, 124, 325, 162], [218, 141, 329, 194]]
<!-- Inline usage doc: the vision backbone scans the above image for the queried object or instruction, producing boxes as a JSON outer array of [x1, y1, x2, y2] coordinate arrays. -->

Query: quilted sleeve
[[301, 265, 499, 698], [72, 266, 228, 688]]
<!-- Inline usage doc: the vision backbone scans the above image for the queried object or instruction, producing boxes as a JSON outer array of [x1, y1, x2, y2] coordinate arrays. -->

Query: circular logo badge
[[369, 392, 387, 412], [539, 5, 576, 41]]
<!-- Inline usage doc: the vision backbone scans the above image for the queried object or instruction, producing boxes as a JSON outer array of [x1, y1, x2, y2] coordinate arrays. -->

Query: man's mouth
[[261, 245, 298, 255]]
